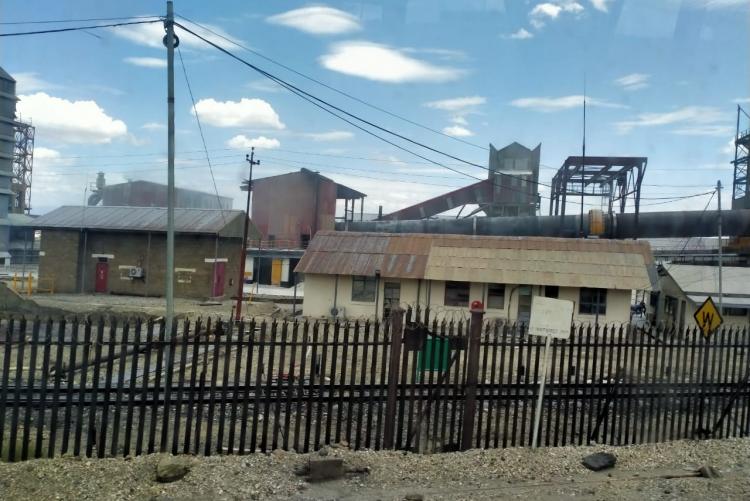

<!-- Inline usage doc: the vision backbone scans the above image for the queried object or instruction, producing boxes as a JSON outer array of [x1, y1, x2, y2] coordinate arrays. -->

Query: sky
[[1, 0, 748, 218]]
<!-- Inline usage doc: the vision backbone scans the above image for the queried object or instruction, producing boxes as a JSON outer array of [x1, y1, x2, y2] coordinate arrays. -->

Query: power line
[[174, 13, 488, 152], [0, 19, 163, 37], [177, 45, 227, 224], [0, 15, 160, 25]]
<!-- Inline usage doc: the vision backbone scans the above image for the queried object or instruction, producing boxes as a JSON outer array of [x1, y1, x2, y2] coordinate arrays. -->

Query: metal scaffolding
[[12, 120, 34, 214], [732, 105, 749, 210], [549, 156, 647, 218]]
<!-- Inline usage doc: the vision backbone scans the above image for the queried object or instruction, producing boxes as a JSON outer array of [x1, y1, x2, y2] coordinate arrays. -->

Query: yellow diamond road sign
[[693, 296, 723, 338]]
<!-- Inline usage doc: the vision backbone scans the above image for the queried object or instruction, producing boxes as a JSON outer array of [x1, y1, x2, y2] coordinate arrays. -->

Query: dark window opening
[[723, 307, 748, 316], [487, 283, 505, 309], [545, 285, 559, 299], [351, 275, 376, 302], [267, 235, 276, 248], [300, 234, 311, 248], [579, 288, 607, 315], [444, 281, 470, 307], [664, 295, 678, 320]]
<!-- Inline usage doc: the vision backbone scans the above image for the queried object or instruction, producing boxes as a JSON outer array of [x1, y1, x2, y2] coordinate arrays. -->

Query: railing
[[0, 312, 748, 461]]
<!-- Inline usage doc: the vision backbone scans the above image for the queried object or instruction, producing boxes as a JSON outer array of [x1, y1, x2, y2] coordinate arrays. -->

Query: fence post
[[383, 306, 404, 450], [461, 301, 485, 451]]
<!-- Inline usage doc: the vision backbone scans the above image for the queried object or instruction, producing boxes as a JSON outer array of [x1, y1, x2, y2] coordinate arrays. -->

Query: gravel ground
[[1, 438, 749, 500]]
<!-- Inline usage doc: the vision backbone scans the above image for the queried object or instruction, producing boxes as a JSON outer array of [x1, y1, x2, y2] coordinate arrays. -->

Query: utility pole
[[717, 180, 723, 312], [235, 147, 259, 322], [164, 1, 176, 340]]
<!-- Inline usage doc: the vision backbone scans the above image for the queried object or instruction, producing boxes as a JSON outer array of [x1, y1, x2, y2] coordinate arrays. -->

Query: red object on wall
[[212, 261, 226, 297], [95, 261, 108, 293]]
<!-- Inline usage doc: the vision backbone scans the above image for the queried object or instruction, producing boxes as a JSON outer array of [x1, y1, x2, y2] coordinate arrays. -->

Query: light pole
[[235, 147, 259, 321]]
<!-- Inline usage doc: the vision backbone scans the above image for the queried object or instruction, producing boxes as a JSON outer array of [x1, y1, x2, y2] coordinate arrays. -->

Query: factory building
[[296, 231, 655, 324], [87, 174, 232, 209], [246, 168, 365, 287], [34, 206, 245, 299]]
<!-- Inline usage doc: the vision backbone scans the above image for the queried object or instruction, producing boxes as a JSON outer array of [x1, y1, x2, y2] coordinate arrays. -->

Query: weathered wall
[[38, 229, 242, 299]]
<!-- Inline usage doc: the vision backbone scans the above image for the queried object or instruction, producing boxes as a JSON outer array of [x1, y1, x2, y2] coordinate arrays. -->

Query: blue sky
[[1, 0, 748, 216]]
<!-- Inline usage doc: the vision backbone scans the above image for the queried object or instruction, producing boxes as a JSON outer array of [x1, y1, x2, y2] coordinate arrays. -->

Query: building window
[[545, 285, 559, 299], [723, 307, 748, 316], [487, 283, 505, 309], [351, 275, 376, 302], [300, 234, 311, 248], [444, 281, 470, 307], [579, 288, 607, 315], [664, 295, 678, 320]]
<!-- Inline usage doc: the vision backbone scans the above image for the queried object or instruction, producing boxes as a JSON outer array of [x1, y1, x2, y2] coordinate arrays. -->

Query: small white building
[[295, 231, 655, 324], [655, 264, 750, 330]]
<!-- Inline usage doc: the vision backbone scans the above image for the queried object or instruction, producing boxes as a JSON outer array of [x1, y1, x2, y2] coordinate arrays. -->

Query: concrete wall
[[301, 273, 634, 324], [38, 229, 242, 299], [252, 172, 337, 247]]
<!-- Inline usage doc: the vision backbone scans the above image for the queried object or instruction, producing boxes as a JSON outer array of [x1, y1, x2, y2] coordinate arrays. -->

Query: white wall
[[301, 274, 634, 324]]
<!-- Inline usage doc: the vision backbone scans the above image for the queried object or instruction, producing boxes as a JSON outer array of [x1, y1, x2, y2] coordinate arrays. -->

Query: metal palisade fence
[[0, 309, 748, 461]]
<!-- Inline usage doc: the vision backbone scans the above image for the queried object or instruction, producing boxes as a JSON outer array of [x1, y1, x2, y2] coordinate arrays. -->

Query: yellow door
[[271, 259, 282, 286]]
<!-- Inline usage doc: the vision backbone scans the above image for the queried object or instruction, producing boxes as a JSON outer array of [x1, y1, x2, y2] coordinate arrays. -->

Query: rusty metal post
[[461, 300, 485, 451], [383, 306, 405, 449]]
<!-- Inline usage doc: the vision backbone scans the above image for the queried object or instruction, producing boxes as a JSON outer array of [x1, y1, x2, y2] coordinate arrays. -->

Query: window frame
[[444, 281, 471, 307], [351, 275, 376, 303], [578, 287, 607, 316], [486, 283, 505, 309], [544, 285, 559, 299]]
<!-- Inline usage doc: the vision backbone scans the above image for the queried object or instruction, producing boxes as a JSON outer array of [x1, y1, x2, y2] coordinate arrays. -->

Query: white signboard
[[528, 296, 574, 340]]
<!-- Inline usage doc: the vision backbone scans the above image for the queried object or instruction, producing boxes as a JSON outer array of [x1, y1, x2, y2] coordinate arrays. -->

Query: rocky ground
[[1, 438, 748, 500]]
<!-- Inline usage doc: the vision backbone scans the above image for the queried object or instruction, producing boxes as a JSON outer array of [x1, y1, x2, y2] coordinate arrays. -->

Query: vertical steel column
[[461, 301, 485, 450]]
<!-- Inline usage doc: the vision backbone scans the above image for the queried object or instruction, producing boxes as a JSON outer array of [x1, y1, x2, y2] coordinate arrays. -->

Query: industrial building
[[87, 174, 232, 209], [295, 231, 655, 323], [246, 168, 365, 287], [380, 142, 541, 220], [654, 264, 750, 329], [33, 206, 245, 299]]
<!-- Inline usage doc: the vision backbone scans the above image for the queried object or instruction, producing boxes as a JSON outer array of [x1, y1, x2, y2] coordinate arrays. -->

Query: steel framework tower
[[732, 105, 749, 210], [12, 121, 34, 214]]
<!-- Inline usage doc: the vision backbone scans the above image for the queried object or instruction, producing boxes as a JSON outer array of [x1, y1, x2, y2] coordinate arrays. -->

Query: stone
[[318, 446, 329, 457], [155, 457, 191, 483], [581, 452, 616, 472], [307, 458, 345, 482], [404, 494, 424, 501], [697, 465, 720, 478]]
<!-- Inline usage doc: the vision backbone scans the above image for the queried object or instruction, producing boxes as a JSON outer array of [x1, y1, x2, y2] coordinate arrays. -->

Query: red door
[[212, 262, 226, 297], [95, 261, 108, 293]]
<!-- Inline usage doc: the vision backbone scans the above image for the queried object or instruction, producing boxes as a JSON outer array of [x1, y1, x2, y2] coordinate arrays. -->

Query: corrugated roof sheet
[[32, 206, 245, 238], [296, 231, 654, 290], [668, 264, 750, 297]]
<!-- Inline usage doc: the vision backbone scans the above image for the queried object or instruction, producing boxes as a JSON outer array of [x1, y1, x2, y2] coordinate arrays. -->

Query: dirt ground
[[28, 293, 288, 320], [1, 438, 748, 500]]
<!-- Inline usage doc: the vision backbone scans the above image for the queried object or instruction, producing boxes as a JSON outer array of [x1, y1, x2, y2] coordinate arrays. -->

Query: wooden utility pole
[[717, 180, 723, 312], [165, 0, 176, 339], [461, 300, 485, 450], [235, 147, 259, 321]]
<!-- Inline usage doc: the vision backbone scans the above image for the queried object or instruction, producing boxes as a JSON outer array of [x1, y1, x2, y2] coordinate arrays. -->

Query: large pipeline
[[337, 210, 750, 239]]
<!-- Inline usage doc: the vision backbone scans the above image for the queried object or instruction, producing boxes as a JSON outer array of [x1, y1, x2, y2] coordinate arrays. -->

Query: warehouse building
[[33, 206, 245, 299], [296, 231, 656, 324], [654, 264, 750, 329]]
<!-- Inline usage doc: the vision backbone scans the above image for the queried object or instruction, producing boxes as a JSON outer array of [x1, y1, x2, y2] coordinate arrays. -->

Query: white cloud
[[451, 116, 468, 125], [442, 125, 474, 137], [615, 106, 726, 133], [111, 19, 243, 51], [510, 95, 627, 112], [614, 73, 650, 91], [320, 41, 463, 83], [671, 125, 735, 137], [141, 122, 165, 130], [402, 47, 467, 61], [589, 0, 611, 12], [246, 79, 285, 93], [34, 146, 61, 160], [722, 137, 736, 155], [12, 72, 59, 93], [424, 96, 486, 112], [267, 6, 361, 35], [192, 98, 285, 129], [303, 131, 354, 142], [529, 1, 585, 28], [123, 56, 166, 68], [16, 92, 127, 144], [697, 0, 750, 9], [226, 135, 280, 149], [506, 28, 534, 39], [733, 97, 750, 104]]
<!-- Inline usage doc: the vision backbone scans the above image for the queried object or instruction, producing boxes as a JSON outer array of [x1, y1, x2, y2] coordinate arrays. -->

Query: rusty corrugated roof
[[295, 231, 654, 289]]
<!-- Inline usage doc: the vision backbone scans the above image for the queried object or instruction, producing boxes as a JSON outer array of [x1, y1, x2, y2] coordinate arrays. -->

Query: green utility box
[[417, 336, 450, 372]]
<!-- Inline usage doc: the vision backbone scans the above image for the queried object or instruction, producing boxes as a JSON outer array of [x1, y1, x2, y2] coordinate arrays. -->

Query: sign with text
[[528, 296, 574, 340], [693, 296, 723, 338]]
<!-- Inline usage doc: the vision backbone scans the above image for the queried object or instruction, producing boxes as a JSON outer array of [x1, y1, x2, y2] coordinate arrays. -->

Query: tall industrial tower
[[732, 105, 749, 210], [12, 121, 34, 214], [0, 66, 16, 262]]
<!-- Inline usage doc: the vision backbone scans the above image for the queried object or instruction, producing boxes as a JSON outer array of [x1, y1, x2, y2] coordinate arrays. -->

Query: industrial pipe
[[337, 209, 750, 239]]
